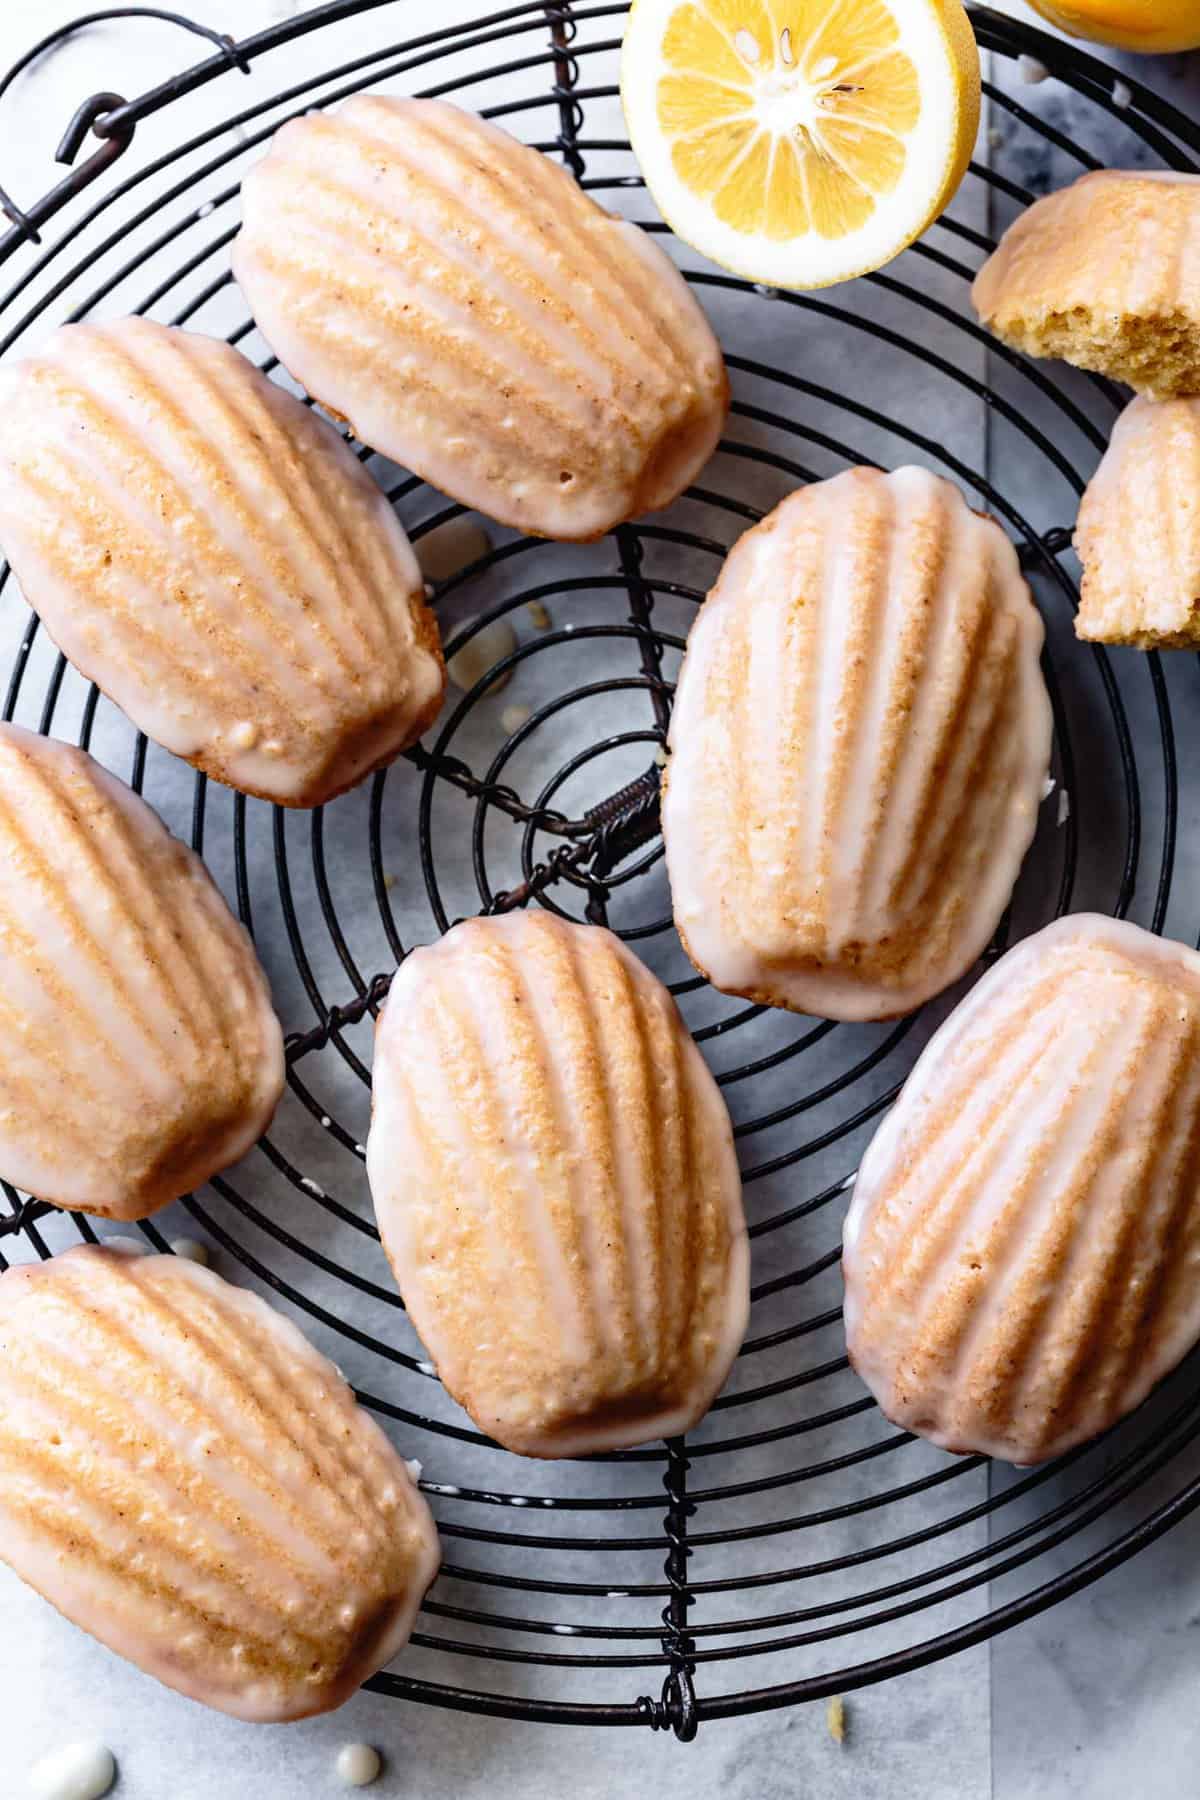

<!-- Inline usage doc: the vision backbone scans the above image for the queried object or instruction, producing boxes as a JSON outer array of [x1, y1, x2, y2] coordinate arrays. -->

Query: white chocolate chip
[[170, 1237, 209, 1265], [103, 1236, 148, 1257], [500, 703, 531, 737], [335, 1744, 382, 1787], [1018, 54, 1049, 84], [447, 616, 517, 695], [28, 1742, 117, 1800], [416, 517, 490, 585]]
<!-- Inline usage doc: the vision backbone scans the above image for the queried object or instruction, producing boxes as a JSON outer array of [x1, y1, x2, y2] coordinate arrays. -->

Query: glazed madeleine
[[0, 1246, 440, 1720], [1075, 394, 1200, 646], [0, 317, 445, 806], [233, 95, 729, 541], [843, 915, 1200, 1464], [366, 911, 749, 1456], [662, 466, 1052, 1022], [0, 725, 283, 1220], [972, 171, 1200, 397]]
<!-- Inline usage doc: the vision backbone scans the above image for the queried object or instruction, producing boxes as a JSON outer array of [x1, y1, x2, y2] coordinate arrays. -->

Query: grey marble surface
[[0, 3, 1198, 1796]]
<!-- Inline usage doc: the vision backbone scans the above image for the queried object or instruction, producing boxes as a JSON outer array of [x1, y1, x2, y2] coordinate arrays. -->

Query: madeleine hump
[[0, 317, 445, 806], [0, 1245, 440, 1719], [234, 96, 729, 541], [843, 915, 1200, 1464], [366, 912, 750, 1456], [0, 725, 283, 1220], [662, 466, 1052, 1022], [973, 171, 1200, 398]]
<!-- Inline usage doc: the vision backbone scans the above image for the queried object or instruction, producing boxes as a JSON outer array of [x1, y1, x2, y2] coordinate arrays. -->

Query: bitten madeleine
[[366, 912, 749, 1456], [0, 317, 445, 806], [973, 171, 1200, 398], [0, 726, 283, 1219], [233, 96, 729, 541], [843, 915, 1200, 1464], [662, 467, 1052, 1022], [1075, 395, 1200, 647], [0, 1246, 440, 1719]]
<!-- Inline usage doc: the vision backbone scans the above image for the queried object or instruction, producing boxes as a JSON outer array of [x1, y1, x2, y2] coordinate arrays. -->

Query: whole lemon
[[1025, 0, 1200, 54]]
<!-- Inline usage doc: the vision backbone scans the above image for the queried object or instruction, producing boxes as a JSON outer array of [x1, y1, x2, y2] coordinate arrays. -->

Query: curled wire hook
[[0, 8, 249, 106], [0, 7, 249, 247]]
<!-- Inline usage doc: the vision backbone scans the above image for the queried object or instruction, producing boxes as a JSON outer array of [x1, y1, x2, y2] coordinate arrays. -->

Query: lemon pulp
[[659, 0, 921, 242]]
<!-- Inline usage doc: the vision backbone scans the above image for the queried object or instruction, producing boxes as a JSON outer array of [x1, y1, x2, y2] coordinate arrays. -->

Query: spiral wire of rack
[[0, 0, 1199, 1739]]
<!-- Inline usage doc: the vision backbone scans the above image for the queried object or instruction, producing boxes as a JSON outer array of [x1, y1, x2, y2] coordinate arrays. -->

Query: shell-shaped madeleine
[[972, 171, 1200, 397], [366, 912, 749, 1457], [0, 1246, 440, 1720], [1075, 395, 1200, 646], [0, 317, 445, 806], [233, 96, 729, 541], [0, 726, 283, 1220], [662, 467, 1052, 1022], [843, 915, 1200, 1464]]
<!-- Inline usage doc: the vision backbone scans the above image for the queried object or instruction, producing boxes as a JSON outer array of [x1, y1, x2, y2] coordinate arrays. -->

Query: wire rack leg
[[618, 523, 673, 741], [545, 0, 585, 179], [638, 1437, 699, 1740]]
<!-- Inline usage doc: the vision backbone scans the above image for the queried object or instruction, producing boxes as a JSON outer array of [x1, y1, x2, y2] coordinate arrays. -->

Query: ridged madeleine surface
[[1075, 395, 1200, 646], [0, 725, 283, 1220], [0, 1246, 440, 1720], [843, 915, 1200, 1464], [0, 317, 445, 805], [973, 171, 1200, 397], [233, 96, 729, 541], [366, 912, 749, 1456], [662, 467, 1052, 1022]]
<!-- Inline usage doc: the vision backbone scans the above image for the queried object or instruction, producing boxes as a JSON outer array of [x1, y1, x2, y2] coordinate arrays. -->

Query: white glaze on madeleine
[[662, 466, 1052, 1021], [0, 725, 283, 1219], [366, 912, 749, 1456], [0, 317, 444, 805], [234, 96, 728, 540], [0, 1246, 440, 1720], [1075, 394, 1200, 646], [843, 914, 1200, 1463]]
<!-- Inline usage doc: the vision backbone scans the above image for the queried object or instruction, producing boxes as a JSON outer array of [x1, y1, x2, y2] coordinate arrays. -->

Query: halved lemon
[[621, 0, 981, 290]]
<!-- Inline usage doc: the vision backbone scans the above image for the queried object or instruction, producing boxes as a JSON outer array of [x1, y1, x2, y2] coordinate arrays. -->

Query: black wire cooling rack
[[2, 0, 1200, 1742]]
